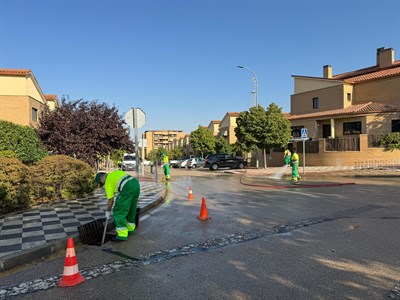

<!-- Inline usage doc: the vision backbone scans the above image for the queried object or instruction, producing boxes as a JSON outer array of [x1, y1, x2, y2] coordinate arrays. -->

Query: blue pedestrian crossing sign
[[301, 128, 308, 139]]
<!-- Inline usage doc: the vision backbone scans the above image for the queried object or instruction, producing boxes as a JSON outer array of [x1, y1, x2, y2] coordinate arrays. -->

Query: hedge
[[30, 155, 98, 204], [0, 157, 31, 215]]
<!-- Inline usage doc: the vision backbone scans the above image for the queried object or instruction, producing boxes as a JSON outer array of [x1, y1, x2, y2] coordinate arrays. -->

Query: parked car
[[187, 157, 205, 169], [204, 154, 247, 170], [178, 158, 190, 168]]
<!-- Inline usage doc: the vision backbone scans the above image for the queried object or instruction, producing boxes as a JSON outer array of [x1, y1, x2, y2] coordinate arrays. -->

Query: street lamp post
[[237, 65, 258, 107]]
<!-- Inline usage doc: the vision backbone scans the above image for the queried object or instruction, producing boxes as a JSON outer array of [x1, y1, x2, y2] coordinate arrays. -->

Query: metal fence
[[325, 137, 360, 151]]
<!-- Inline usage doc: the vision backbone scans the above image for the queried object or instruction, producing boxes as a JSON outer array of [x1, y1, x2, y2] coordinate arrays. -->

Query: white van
[[122, 153, 136, 171]]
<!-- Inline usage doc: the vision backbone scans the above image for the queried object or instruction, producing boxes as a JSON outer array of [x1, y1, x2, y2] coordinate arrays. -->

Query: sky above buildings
[[1, 0, 399, 136]]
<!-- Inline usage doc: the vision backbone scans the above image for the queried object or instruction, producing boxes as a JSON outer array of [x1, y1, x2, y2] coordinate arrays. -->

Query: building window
[[343, 122, 361, 135], [392, 120, 400, 132], [32, 108, 38, 122], [291, 126, 304, 137], [347, 93, 352, 101], [312, 97, 319, 109]]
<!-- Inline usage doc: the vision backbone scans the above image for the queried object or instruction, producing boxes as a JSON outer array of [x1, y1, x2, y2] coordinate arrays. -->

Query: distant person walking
[[95, 170, 140, 242], [284, 148, 291, 166], [291, 148, 301, 183]]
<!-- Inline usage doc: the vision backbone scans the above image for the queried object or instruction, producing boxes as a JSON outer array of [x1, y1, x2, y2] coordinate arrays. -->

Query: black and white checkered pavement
[[0, 181, 164, 258]]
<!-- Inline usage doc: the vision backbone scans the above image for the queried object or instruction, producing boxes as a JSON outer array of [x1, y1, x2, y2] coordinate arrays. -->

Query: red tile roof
[[210, 120, 221, 123], [228, 112, 240, 117], [332, 60, 400, 83], [288, 102, 400, 120], [44, 94, 58, 101], [0, 68, 32, 76]]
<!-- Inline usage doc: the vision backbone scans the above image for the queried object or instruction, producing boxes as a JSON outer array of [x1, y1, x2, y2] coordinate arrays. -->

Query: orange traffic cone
[[187, 187, 194, 200], [197, 197, 211, 221], [58, 238, 85, 287]]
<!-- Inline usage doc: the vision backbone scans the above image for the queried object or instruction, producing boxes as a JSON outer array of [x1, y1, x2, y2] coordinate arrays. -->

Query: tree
[[215, 137, 233, 154], [37, 98, 134, 167], [0, 120, 47, 164], [234, 105, 268, 167], [189, 126, 216, 157], [263, 103, 292, 167], [167, 147, 185, 159], [147, 147, 166, 163]]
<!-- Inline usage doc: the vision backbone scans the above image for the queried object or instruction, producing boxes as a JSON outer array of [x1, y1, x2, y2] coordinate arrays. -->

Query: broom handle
[[101, 218, 108, 246]]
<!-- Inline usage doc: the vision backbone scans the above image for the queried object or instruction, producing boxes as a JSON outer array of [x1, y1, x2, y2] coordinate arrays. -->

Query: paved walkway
[[0, 180, 164, 270]]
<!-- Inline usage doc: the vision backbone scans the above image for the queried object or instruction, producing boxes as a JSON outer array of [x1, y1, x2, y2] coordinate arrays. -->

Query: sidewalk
[[0, 179, 165, 271]]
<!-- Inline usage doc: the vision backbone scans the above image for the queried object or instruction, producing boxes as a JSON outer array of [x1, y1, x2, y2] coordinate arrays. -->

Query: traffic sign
[[124, 107, 146, 128], [301, 128, 308, 139]]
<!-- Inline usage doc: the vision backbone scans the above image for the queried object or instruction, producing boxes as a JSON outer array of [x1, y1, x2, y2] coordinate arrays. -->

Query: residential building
[[217, 112, 240, 144], [289, 47, 400, 140], [0, 69, 60, 128], [263, 47, 400, 167], [142, 130, 186, 158], [208, 120, 220, 136]]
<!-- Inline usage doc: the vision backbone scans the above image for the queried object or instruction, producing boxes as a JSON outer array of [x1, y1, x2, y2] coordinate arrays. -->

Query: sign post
[[301, 128, 308, 175], [124, 108, 146, 178]]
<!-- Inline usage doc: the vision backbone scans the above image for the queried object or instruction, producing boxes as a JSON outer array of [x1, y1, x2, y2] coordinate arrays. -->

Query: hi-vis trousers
[[113, 177, 140, 240]]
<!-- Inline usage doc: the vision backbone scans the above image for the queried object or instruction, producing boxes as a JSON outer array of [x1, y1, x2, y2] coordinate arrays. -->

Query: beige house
[[0, 69, 60, 128], [260, 47, 400, 167], [289, 47, 400, 140], [217, 112, 240, 144], [207, 120, 221, 136]]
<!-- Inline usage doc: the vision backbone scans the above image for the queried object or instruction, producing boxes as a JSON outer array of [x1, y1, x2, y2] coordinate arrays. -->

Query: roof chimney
[[323, 65, 332, 78], [377, 47, 394, 68]]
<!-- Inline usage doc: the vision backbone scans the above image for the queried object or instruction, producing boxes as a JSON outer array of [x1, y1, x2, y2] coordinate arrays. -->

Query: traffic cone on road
[[58, 238, 85, 287], [187, 187, 194, 200], [197, 197, 211, 221]]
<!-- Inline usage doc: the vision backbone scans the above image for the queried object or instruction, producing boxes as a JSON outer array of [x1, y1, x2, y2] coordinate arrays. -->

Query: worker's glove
[[105, 211, 111, 219]]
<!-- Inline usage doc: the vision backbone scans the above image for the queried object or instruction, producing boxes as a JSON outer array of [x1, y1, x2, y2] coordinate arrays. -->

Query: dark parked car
[[204, 154, 247, 170]]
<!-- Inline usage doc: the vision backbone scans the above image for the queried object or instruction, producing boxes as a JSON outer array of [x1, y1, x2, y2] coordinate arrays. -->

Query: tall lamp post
[[237, 65, 258, 107]]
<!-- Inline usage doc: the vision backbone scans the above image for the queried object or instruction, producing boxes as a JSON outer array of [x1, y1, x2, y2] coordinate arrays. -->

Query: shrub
[[0, 157, 31, 215], [30, 155, 97, 203], [378, 132, 400, 151], [0, 120, 47, 164]]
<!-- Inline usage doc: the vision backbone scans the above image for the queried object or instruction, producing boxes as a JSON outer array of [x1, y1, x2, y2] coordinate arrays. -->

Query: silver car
[[187, 157, 204, 169], [178, 158, 190, 168]]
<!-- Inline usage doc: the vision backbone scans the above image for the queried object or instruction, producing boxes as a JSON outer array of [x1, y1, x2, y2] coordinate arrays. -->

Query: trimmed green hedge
[[0, 120, 47, 164], [0, 157, 31, 215], [30, 155, 97, 204]]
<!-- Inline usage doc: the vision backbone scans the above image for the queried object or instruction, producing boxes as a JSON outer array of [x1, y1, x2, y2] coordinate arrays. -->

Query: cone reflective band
[[187, 187, 194, 200], [59, 238, 85, 287]]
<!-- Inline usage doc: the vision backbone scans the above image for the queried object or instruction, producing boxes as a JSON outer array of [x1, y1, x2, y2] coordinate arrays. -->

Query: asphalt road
[[1, 173, 399, 300]]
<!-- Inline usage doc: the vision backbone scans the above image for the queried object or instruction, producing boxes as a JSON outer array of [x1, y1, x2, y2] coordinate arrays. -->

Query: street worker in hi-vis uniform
[[284, 148, 291, 166], [95, 170, 140, 242], [162, 152, 170, 181], [291, 148, 301, 183]]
